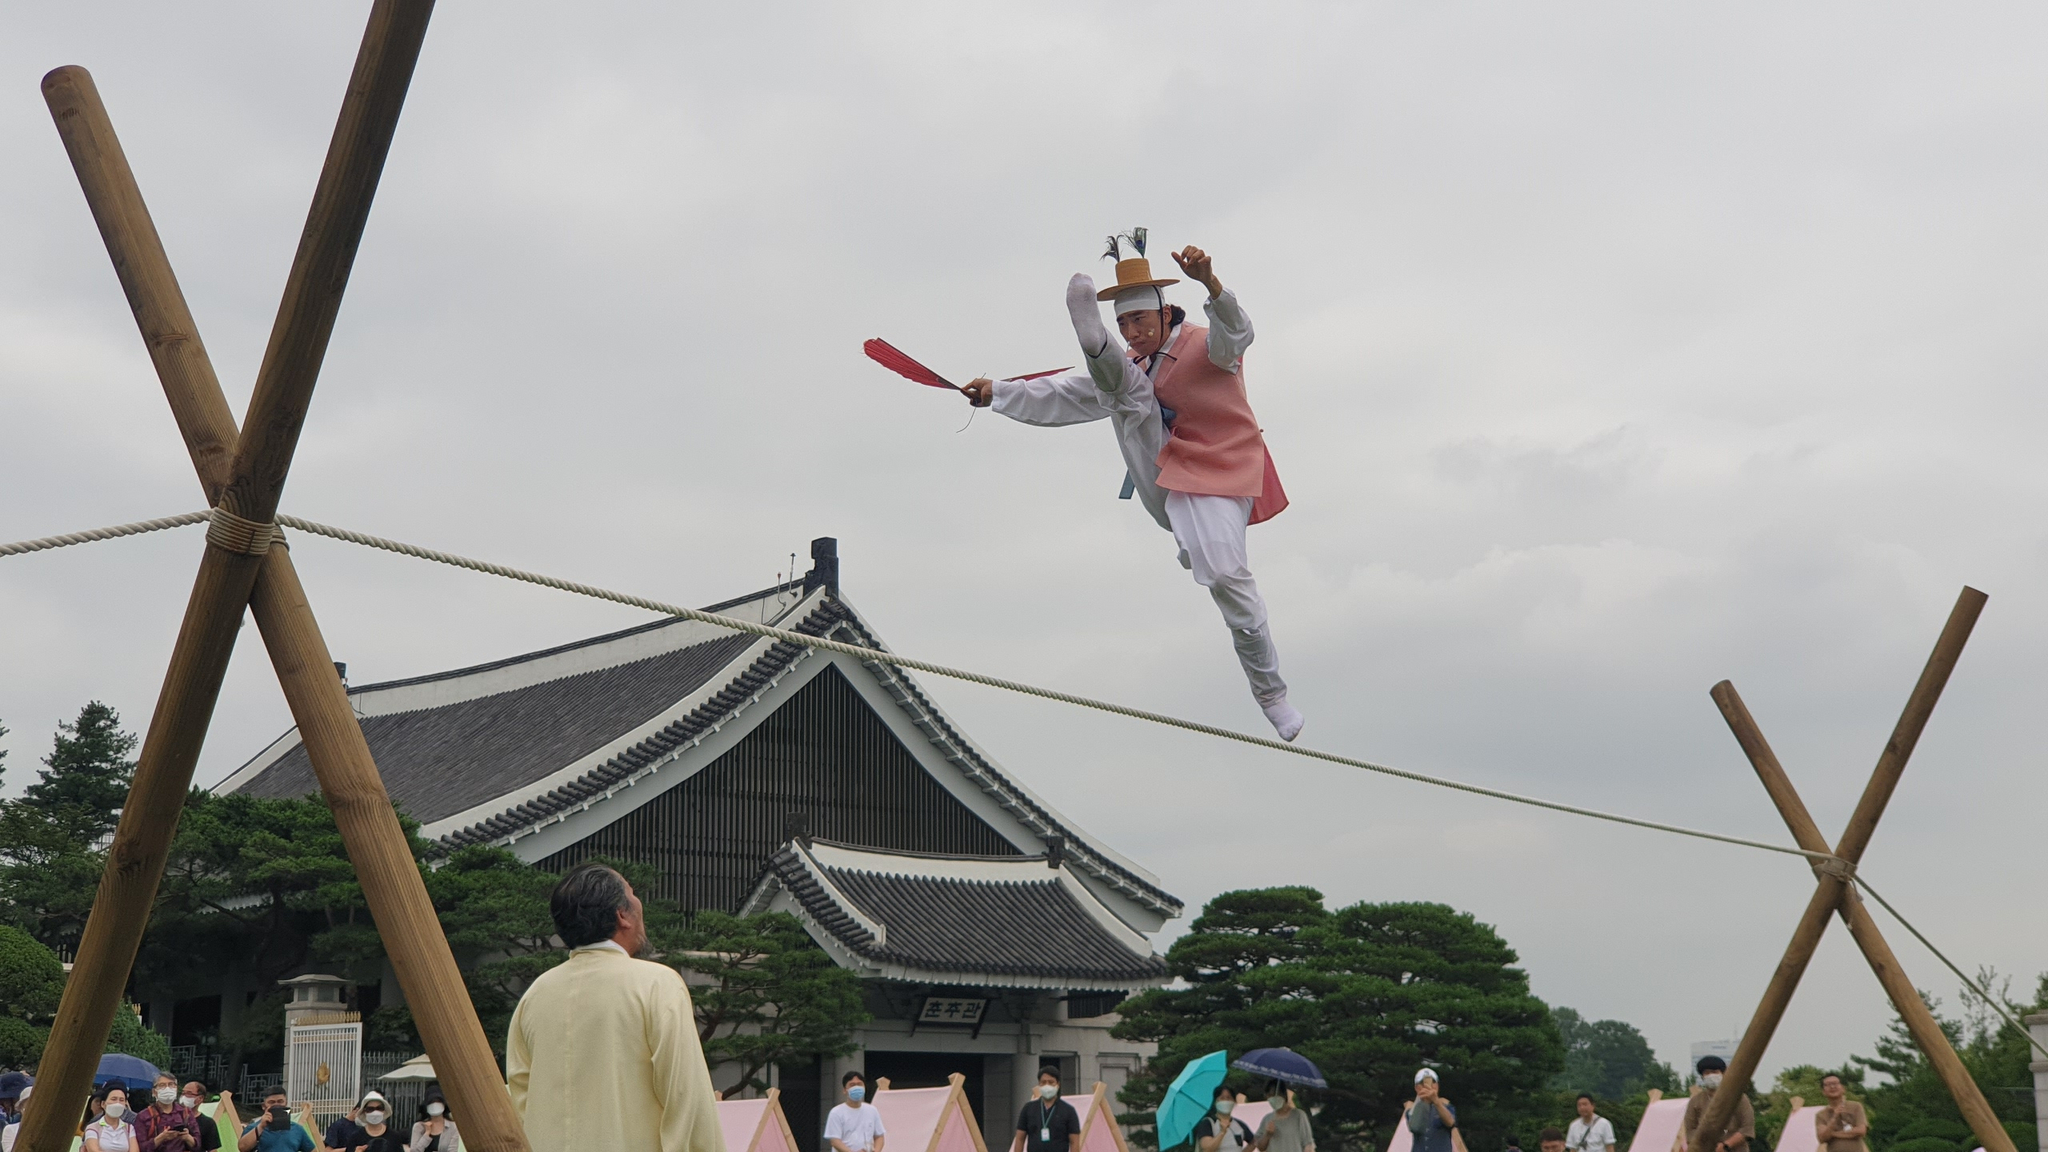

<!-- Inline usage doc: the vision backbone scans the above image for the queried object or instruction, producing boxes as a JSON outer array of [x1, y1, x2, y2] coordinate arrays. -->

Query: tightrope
[[8, 508, 2042, 1052], [1854, 875, 2048, 1060], [1, 507, 1835, 865], [0, 511, 210, 558]]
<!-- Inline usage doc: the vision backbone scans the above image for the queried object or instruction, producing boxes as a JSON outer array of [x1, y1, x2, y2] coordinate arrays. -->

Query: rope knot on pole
[[205, 506, 281, 555], [1810, 854, 1856, 883]]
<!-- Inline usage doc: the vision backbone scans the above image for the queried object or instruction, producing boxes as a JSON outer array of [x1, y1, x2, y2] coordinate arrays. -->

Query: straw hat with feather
[[1097, 257, 1180, 301], [1097, 227, 1180, 302]]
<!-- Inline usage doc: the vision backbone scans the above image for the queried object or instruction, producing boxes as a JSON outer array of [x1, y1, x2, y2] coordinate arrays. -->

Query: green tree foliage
[[650, 907, 870, 1096], [21, 703, 137, 837], [1848, 976, 2043, 1152], [1113, 888, 1564, 1152], [0, 925, 65, 1066], [0, 704, 141, 946], [407, 845, 569, 1055], [106, 1002, 174, 1066], [147, 790, 413, 1072], [1553, 1007, 1680, 1099], [0, 927, 171, 1068]]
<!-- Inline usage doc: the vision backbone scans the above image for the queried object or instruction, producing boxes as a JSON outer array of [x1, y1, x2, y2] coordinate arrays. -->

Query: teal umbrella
[[1157, 1050, 1230, 1150]]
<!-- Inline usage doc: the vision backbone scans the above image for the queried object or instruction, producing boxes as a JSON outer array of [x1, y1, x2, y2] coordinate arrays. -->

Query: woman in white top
[[84, 1086, 137, 1152]]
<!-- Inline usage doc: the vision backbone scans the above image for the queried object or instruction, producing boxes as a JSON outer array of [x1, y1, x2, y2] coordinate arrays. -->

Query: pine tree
[[21, 701, 138, 840]]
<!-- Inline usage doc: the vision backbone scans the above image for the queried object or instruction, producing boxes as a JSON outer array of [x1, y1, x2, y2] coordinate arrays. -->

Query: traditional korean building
[[218, 540, 1177, 1148]]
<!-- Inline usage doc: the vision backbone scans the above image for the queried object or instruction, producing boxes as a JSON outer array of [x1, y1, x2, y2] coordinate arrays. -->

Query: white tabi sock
[[1261, 697, 1305, 743], [1067, 273, 1112, 367]]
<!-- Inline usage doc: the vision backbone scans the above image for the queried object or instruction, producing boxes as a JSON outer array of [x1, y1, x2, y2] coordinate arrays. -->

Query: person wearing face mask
[[1010, 1067, 1080, 1152], [137, 1074, 202, 1152], [328, 1093, 400, 1152], [176, 1082, 224, 1152], [1253, 1083, 1313, 1152], [86, 1086, 138, 1152], [1682, 1057, 1752, 1152], [956, 237, 1302, 743], [408, 1091, 456, 1152], [826, 1073, 886, 1152], [238, 1090, 312, 1152], [1196, 1085, 1257, 1152]]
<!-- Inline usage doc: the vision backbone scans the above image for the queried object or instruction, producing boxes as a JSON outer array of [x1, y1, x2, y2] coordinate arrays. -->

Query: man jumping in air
[[960, 235, 1301, 741]]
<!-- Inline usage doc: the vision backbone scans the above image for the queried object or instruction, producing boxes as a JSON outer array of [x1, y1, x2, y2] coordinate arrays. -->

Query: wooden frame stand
[[1693, 587, 2014, 1152], [18, 4, 529, 1150]]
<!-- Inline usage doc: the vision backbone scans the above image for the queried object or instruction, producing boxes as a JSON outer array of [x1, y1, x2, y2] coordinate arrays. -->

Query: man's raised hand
[[1171, 246, 1222, 297], [963, 378, 995, 407]]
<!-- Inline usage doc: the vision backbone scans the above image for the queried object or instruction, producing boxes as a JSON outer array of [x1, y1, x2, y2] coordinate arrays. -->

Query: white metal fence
[[285, 1022, 363, 1127]]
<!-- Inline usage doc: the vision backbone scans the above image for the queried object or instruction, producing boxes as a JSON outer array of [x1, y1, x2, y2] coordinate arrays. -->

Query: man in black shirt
[[181, 1083, 222, 1152], [1012, 1066, 1081, 1152]]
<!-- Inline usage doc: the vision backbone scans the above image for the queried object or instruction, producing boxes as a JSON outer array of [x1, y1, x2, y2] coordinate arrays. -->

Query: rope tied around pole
[[1811, 855, 1856, 882], [204, 506, 281, 555]]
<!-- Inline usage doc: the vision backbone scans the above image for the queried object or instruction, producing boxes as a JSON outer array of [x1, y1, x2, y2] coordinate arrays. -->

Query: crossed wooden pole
[[19, 4, 530, 1151], [1690, 586, 2014, 1152]]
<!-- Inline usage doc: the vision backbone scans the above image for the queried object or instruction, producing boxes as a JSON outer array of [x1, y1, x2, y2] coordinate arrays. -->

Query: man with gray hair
[[507, 863, 724, 1152]]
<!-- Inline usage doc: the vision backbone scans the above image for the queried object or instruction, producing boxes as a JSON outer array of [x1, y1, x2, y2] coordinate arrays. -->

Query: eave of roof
[[743, 839, 1169, 992]]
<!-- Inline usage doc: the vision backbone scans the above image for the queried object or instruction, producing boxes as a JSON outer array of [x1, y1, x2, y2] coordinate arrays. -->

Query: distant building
[[203, 539, 1176, 1149], [1689, 1040, 1737, 1073]]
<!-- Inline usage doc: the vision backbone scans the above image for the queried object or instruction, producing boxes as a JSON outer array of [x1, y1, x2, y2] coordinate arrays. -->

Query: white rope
[[253, 512, 1836, 865], [1, 507, 1837, 864], [1854, 875, 2048, 1060], [0, 511, 210, 558], [12, 513, 2039, 1055]]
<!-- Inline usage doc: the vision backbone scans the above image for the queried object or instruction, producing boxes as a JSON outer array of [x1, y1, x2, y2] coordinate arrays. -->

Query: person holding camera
[[236, 1090, 312, 1152]]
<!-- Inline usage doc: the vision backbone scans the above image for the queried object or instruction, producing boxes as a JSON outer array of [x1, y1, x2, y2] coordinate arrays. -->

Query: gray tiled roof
[[763, 842, 1169, 984], [236, 630, 757, 823]]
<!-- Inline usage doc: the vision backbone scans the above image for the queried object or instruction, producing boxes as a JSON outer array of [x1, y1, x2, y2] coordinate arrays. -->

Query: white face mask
[[1215, 1100, 1235, 1116], [155, 1088, 177, 1106], [105, 1103, 128, 1121], [364, 1110, 387, 1126], [1701, 1074, 1723, 1089], [427, 1103, 445, 1118], [1039, 1085, 1059, 1100], [179, 1096, 198, 1110], [1268, 1097, 1285, 1110]]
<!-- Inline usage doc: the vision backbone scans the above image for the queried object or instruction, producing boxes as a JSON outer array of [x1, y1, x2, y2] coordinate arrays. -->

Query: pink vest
[[1145, 324, 1289, 524]]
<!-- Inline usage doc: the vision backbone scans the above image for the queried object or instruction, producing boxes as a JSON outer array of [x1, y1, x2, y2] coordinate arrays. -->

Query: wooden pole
[[1836, 886, 2016, 1152], [19, 6, 436, 1150], [1692, 588, 1997, 1152], [39, 62, 530, 1151]]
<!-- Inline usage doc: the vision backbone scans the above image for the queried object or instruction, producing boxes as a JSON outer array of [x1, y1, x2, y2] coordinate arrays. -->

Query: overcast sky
[[5, 2, 2046, 1086]]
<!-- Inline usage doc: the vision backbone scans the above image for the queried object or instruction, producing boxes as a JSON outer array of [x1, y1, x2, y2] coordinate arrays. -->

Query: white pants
[[1091, 353, 1289, 705]]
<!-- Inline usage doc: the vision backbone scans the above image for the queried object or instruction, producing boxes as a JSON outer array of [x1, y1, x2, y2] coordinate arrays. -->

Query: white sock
[[1067, 273, 1110, 360], [1261, 697, 1305, 743]]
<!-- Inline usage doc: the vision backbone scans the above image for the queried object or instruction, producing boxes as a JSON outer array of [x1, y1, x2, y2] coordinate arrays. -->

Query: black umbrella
[[1230, 1048, 1327, 1089]]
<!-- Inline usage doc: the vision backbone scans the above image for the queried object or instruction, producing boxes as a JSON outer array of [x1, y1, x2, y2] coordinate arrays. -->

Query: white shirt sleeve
[[991, 370, 1109, 427], [1202, 288, 1254, 373]]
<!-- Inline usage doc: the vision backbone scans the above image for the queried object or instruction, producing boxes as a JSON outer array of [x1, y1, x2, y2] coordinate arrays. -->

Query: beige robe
[[507, 947, 725, 1152]]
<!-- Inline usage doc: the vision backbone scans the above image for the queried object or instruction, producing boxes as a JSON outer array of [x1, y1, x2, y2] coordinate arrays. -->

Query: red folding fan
[[864, 338, 1068, 391]]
